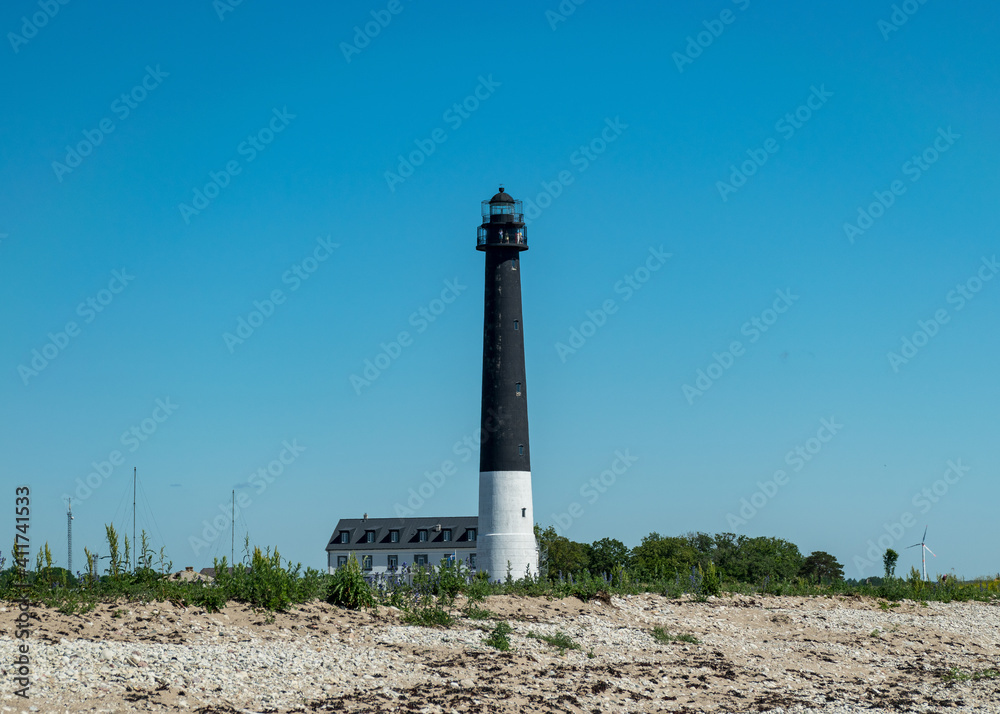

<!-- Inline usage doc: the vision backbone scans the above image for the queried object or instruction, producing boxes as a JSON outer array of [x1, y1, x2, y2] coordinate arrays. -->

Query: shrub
[[327, 554, 376, 610], [484, 621, 513, 651]]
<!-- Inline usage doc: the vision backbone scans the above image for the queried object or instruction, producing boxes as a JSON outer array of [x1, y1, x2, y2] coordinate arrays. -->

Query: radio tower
[[476, 187, 538, 579], [67, 498, 74, 574]]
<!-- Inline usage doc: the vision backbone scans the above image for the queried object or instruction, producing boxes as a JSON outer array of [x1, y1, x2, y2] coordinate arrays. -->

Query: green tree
[[630, 533, 699, 578], [799, 551, 844, 583], [536, 526, 590, 578], [720, 535, 803, 582], [883, 548, 899, 580], [587, 538, 629, 577]]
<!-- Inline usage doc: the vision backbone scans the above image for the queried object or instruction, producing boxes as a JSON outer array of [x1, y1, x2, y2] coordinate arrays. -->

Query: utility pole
[[67, 498, 73, 574]]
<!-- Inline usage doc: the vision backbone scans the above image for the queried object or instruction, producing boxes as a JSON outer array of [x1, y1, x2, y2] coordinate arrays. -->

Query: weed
[[463, 605, 496, 620], [941, 667, 1000, 682], [528, 630, 581, 654], [484, 621, 513, 651], [651, 627, 699, 645], [402, 606, 454, 628], [870, 629, 881, 638]]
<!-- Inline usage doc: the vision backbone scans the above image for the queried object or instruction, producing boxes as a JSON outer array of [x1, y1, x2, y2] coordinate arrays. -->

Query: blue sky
[[1, 1, 997, 579]]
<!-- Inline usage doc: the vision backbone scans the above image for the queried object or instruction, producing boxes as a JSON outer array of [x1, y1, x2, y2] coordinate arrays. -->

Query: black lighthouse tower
[[476, 187, 537, 578]]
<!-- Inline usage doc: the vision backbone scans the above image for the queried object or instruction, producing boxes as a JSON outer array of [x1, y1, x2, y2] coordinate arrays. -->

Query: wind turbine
[[907, 526, 936, 580]]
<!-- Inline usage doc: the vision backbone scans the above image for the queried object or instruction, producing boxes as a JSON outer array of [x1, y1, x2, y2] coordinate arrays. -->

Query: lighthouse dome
[[489, 186, 515, 204]]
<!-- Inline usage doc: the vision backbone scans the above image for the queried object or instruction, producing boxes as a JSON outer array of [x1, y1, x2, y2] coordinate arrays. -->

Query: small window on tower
[[521, 508, 526, 518], [514, 320, 519, 330], [515, 382, 522, 395], [512, 257, 518, 271], [518, 444, 524, 456]]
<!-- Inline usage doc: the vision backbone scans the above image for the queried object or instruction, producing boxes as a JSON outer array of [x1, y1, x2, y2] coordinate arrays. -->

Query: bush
[[484, 621, 513, 651], [327, 554, 376, 610]]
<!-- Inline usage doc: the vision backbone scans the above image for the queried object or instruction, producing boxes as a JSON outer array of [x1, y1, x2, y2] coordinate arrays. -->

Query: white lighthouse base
[[478, 470, 538, 580]]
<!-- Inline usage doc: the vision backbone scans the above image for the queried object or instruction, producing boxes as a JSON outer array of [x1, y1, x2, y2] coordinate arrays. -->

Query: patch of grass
[[528, 630, 581, 654], [870, 629, 882, 638], [878, 600, 901, 611], [402, 605, 454, 628], [941, 667, 1000, 683], [463, 605, 497, 620], [651, 626, 699, 645], [484, 621, 513, 651]]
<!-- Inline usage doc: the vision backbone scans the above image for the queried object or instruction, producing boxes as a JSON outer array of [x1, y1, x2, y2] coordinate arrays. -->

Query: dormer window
[[339, 531, 349, 544], [365, 530, 375, 543], [468, 528, 477, 541], [418, 529, 428, 542], [443, 529, 452, 542], [390, 529, 399, 543]]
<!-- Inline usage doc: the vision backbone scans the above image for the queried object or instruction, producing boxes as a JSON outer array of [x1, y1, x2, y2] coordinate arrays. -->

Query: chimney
[[185, 566, 193, 572], [363, 513, 368, 521]]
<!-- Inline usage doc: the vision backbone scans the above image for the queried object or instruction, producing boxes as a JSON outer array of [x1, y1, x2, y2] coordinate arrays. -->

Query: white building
[[325, 515, 478, 574]]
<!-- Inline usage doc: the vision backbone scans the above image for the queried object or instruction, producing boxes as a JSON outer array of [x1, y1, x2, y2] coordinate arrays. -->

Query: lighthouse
[[476, 187, 538, 579]]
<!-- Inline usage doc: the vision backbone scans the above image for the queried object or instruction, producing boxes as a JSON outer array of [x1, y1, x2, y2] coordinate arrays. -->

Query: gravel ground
[[1, 592, 999, 712]]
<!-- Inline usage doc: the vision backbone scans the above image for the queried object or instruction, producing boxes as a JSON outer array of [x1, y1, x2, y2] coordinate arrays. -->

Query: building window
[[469, 553, 477, 569], [365, 530, 375, 543], [512, 257, 518, 271], [522, 507, 526, 518], [387, 555, 398, 570], [443, 529, 452, 542], [514, 320, 519, 330], [418, 529, 428, 542], [362, 555, 372, 571], [415, 554, 428, 566], [339, 531, 349, 544], [518, 444, 524, 455], [468, 528, 477, 541], [515, 382, 522, 395], [390, 529, 399, 543], [337, 556, 348, 568]]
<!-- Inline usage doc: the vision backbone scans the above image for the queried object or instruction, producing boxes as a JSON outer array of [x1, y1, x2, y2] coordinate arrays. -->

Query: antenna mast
[[231, 489, 235, 566], [133, 467, 137, 571], [67, 498, 73, 574]]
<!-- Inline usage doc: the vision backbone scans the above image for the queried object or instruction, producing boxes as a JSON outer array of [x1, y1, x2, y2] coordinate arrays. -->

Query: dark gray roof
[[325, 516, 478, 551]]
